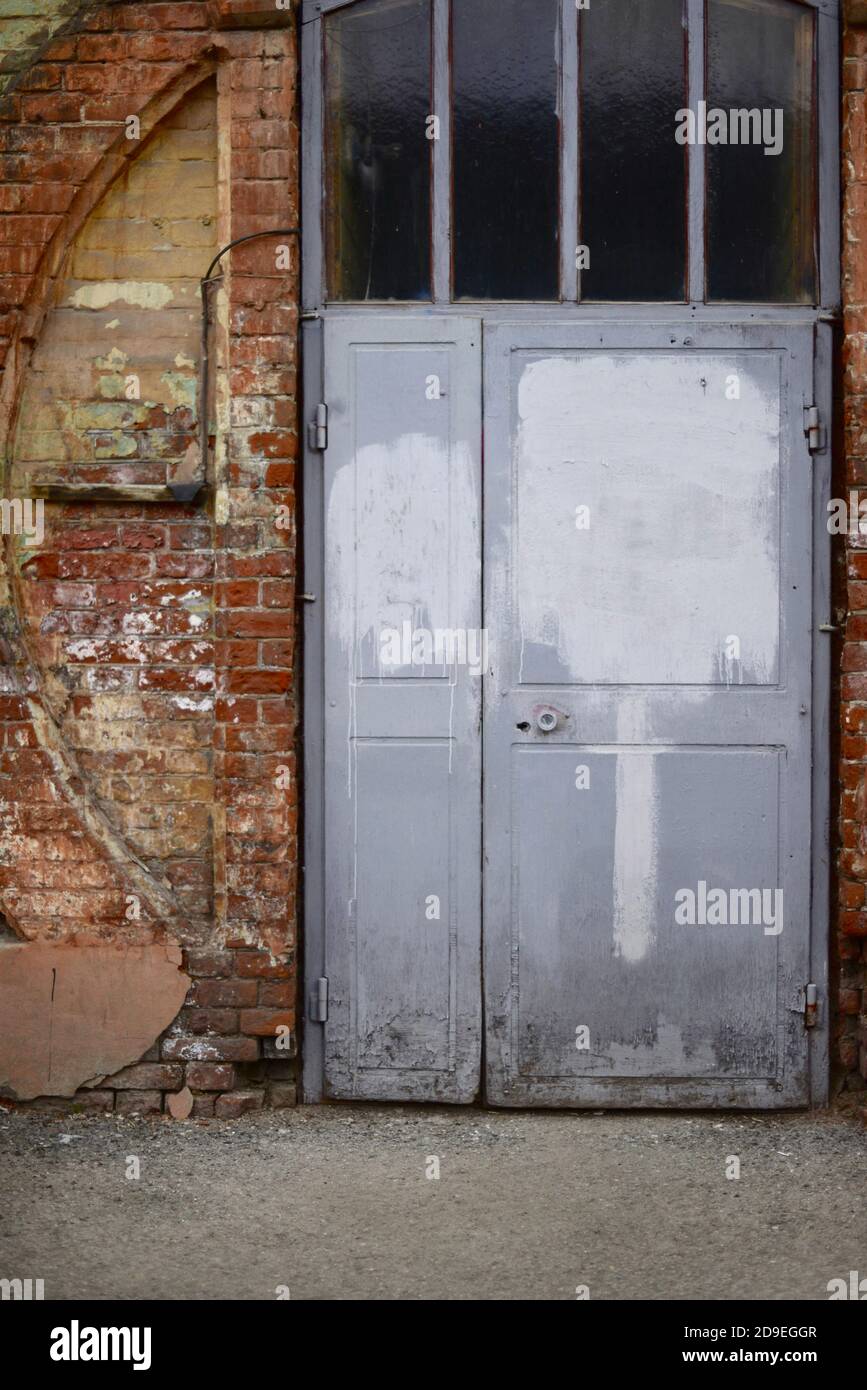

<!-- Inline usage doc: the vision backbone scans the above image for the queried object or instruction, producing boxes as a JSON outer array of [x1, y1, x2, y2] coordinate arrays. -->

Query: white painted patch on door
[[326, 431, 479, 795], [612, 698, 659, 964], [514, 352, 781, 686]]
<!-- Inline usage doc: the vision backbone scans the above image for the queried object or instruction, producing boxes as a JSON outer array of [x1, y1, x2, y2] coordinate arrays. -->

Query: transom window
[[322, 0, 817, 304]]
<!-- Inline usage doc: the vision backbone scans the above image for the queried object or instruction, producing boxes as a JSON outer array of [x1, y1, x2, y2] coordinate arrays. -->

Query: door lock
[[536, 708, 559, 734]]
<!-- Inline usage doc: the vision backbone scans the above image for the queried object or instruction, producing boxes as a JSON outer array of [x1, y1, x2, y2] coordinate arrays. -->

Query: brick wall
[[0, 0, 299, 1116], [841, 8, 867, 1114]]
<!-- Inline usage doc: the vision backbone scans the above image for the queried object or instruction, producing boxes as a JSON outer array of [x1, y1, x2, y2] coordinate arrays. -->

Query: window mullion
[[432, 0, 451, 303], [561, 0, 580, 302], [687, 0, 706, 303]]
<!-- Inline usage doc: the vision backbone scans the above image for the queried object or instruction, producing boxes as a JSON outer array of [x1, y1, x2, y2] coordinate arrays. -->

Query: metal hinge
[[804, 405, 826, 453], [804, 982, 818, 1029], [309, 976, 328, 1023], [308, 403, 328, 451]]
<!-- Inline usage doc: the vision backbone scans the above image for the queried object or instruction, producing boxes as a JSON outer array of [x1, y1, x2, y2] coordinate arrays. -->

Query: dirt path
[[1, 1105, 864, 1300]]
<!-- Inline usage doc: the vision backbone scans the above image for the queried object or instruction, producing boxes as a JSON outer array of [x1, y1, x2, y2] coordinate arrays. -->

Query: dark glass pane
[[452, 0, 559, 300], [707, 0, 815, 303], [581, 0, 687, 301], [325, 0, 431, 301]]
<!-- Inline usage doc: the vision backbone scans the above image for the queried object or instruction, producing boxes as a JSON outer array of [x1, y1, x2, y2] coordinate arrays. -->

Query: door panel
[[322, 316, 482, 1101], [483, 322, 814, 1107]]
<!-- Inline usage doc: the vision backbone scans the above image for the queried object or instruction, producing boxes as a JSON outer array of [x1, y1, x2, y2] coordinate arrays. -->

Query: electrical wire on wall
[[186, 227, 300, 503]]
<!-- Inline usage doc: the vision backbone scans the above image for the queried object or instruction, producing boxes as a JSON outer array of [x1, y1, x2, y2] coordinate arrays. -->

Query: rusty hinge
[[804, 405, 826, 454], [308, 403, 328, 451], [309, 976, 328, 1023], [804, 983, 819, 1029]]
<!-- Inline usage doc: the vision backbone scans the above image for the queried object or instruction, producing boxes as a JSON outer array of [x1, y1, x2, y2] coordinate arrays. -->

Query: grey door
[[483, 321, 816, 1107], [321, 316, 483, 1101]]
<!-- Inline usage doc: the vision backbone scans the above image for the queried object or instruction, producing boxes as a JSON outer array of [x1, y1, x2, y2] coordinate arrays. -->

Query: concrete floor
[[0, 1104, 864, 1300]]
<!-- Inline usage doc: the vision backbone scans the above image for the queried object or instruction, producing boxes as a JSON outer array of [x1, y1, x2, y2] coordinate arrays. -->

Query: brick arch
[[0, 13, 222, 943], [1, 56, 219, 452]]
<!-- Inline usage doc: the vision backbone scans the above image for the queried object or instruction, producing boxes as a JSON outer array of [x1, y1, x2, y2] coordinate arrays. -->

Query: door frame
[[299, 0, 838, 1105]]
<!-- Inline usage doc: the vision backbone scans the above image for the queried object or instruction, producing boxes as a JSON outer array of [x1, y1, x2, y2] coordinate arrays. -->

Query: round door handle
[[536, 708, 559, 734]]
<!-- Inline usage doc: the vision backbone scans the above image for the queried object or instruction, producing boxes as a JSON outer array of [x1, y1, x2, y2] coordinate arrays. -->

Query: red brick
[[186, 1063, 236, 1091], [226, 669, 292, 694], [181, 1007, 239, 1035], [185, 949, 233, 978], [193, 979, 258, 1007], [262, 581, 293, 608], [239, 1008, 294, 1037], [259, 981, 293, 1007], [215, 696, 258, 723], [214, 1090, 265, 1119], [233, 951, 292, 980], [839, 988, 863, 1016], [216, 580, 259, 607]]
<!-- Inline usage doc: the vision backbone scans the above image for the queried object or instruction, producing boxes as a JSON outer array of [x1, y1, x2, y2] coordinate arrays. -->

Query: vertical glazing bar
[[432, 0, 451, 303], [561, 0, 579, 301], [301, 11, 323, 310], [687, 0, 705, 303], [817, 9, 840, 311]]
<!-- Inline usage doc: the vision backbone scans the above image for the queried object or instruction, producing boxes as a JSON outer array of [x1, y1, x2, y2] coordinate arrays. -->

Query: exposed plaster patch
[[94, 346, 129, 370], [0, 943, 190, 1100], [68, 282, 174, 312], [160, 371, 197, 408]]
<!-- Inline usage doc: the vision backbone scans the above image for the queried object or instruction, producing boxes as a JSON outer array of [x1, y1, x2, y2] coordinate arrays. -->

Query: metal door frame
[[300, 0, 838, 1104]]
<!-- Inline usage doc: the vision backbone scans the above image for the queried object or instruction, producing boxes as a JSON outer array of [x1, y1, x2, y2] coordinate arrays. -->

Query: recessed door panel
[[510, 745, 781, 1080]]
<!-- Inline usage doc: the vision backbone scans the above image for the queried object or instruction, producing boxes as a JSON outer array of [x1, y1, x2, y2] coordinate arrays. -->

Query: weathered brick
[[258, 981, 293, 1007], [266, 1081, 296, 1109], [239, 1008, 294, 1037], [115, 1090, 163, 1117], [180, 1006, 239, 1035], [186, 1063, 236, 1091], [214, 1089, 265, 1119], [161, 1036, 260, 1063], [194, 979, 258, 1008], [233, 951, 292, 980], [185, 950, 234, 978], [70, 1089, 115, 1113], [105, 1063, 183, 1090]]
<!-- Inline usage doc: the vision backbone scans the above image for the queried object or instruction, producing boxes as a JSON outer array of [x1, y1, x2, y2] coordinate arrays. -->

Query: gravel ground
[[0, 1104, 864, 1301]]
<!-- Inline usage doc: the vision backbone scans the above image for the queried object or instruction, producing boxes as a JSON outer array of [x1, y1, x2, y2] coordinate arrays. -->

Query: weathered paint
[[321, 317, 482, 1101], [513, 352, 780, 686], [612, 698, 658, 965], [482, 322, 815, 1107]]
